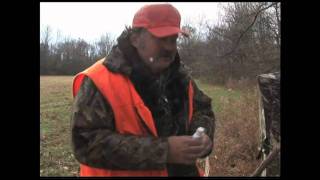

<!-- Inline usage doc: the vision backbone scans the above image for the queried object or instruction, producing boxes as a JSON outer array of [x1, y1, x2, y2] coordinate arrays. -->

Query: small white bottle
[[192, 127, 210, 176], [192, 127, 205, 138]]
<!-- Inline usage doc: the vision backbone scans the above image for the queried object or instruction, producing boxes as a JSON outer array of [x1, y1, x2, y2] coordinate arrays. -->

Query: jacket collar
[[102, 28, 191, 85]]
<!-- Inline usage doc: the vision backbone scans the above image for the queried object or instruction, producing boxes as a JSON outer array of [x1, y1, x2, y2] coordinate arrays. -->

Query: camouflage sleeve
[[187, 80, 216, 157], [71, 76, 169, 170]]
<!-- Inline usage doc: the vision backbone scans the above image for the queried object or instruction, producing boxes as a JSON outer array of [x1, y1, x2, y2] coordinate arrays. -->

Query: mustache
[[157, 50, 175, 58]]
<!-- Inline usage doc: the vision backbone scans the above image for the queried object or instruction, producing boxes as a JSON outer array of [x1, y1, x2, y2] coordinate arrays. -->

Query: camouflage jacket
[[71, 44, 215, 176]]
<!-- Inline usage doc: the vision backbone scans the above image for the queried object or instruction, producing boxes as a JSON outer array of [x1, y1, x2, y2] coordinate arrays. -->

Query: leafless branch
[[251, 143, 280, 177], [219, 2, 278, 58]]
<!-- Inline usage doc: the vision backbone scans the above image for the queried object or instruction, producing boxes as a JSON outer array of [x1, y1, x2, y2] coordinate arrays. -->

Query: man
[[71, 3, 215, 177]]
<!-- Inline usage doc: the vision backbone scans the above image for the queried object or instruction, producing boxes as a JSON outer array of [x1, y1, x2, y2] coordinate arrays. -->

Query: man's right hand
[[167, 136, 204, 165]]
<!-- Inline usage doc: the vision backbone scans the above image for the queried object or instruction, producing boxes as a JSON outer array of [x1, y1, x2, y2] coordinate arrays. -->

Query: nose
[[161, 37, 177, 52]]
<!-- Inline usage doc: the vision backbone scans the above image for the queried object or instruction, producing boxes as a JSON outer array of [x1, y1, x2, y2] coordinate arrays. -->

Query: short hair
[[131, 26, 145, 35], [116, 26, 145, 62], [117, 26, 145, 43]]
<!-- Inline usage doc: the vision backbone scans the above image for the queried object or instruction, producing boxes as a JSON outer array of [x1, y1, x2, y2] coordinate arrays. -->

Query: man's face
[[131, 29, 178, 75]]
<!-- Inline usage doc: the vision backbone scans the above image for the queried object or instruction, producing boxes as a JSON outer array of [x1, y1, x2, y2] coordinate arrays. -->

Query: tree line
[[40, 28, 115, 75], [40, 2, 280, 84]]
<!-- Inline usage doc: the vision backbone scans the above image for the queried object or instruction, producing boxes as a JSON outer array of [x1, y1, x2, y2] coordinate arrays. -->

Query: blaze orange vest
[[72, 59, 201, 176]]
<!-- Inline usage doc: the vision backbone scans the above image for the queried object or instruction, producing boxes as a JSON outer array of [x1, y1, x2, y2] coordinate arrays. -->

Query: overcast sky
[[40, 2, 224, 43]]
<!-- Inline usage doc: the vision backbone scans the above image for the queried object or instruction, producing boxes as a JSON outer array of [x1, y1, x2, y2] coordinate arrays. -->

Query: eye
[[161, 35, 178, 44]]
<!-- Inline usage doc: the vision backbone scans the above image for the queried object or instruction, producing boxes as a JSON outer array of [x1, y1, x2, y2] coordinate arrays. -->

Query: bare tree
[[219, 2, 278, 58], [177, 2, 280, 84], [95, 33, 115, 59], [41, 25, 52, 46], [40, 25, 52, 74]]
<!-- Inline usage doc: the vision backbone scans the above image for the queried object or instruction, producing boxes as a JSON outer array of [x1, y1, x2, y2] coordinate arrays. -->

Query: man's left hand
[[198, 134, 213, 157]]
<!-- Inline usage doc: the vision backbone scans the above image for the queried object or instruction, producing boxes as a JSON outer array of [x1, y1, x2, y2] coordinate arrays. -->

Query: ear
[[130, 33, 139, 48]]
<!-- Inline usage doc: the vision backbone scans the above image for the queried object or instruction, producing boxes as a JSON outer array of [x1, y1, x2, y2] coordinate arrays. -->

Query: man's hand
[[198, 134, 213, 157], [167, 135, 213, 165]]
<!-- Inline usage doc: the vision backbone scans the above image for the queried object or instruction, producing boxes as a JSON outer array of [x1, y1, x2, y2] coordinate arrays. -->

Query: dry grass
[[40, 76, 262, 176], [196, 79, 262, 176], [40, 76, 79, 176]]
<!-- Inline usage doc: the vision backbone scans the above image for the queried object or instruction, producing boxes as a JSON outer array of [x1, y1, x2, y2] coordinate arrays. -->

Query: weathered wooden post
[[253, 72, 280, 177]]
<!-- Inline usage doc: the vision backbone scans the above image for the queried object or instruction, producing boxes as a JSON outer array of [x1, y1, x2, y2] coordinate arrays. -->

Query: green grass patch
[[194, 79, 242, 113]]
